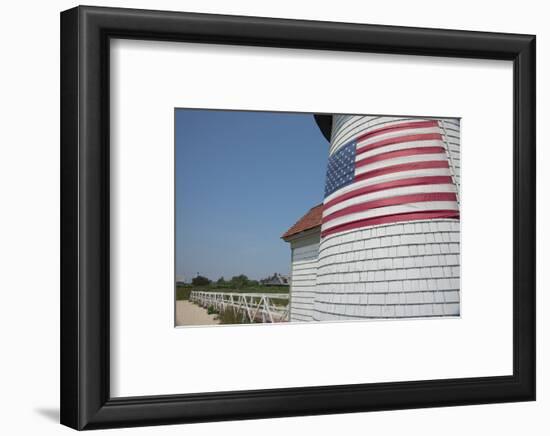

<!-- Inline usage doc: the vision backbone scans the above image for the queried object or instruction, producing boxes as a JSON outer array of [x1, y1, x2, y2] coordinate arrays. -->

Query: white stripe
[[324, 167, 453, 204], [356, 126, 442, 148], [330, 118, 432, 155], [356, 138, 444, 161], [355, 153, 448, 176], [321, 201, 459, 231], [323, 184, 457, 217]]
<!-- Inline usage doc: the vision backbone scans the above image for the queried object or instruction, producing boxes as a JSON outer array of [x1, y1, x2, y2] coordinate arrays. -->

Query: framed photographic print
[[174, 109, 462, 326], [60, 5, 536, 430]]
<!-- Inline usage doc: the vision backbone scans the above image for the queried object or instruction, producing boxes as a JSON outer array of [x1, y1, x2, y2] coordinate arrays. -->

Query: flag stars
[[324, 141, 357, 197]]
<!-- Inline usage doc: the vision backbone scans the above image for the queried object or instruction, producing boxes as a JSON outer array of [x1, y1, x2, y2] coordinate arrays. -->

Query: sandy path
[[176, 300, 220, 326]]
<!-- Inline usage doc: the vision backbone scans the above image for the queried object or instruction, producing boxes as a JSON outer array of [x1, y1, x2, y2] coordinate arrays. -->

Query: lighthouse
[[283, 114, 461, 322]]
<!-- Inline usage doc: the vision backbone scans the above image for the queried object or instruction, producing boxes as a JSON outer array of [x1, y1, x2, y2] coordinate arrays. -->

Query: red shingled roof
[[281, 204, 323, 240]]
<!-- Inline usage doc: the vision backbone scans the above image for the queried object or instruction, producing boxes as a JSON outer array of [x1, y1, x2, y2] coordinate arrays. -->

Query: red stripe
[[356, 120, 438, 142], [323, 192, 457, 223], [355, 160, 449, 182], [321, 210, 459, 238], [357, 132, 443, 154], [356, 146, 445, 168], [323, 176, 454, 211]]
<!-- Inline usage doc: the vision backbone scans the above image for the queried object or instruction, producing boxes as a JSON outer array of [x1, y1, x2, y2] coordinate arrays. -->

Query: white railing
[[189, 290, 289, 323]]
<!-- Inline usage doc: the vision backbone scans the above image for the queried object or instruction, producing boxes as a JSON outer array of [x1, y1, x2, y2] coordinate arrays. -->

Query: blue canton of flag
[[324, 140, 357, 197]]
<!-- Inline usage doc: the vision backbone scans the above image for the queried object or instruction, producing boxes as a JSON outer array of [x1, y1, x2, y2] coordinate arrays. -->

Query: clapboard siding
[[289, 232, 320, 322]]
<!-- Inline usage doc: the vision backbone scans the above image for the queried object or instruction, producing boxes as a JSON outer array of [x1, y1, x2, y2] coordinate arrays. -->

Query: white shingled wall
[[313, 219, 460, 320], [312, 115, 461, 321], [289, 231, 320, 322]]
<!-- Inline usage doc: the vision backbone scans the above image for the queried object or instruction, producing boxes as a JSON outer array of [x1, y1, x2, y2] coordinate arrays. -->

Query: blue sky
[[175, 109, 328, 282]]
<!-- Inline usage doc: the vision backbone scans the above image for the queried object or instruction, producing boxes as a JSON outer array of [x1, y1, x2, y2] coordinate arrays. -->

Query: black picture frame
[[60, 5, 536, 430]]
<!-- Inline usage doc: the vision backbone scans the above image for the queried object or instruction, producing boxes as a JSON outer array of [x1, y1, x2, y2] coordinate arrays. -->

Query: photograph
[[175, 109, 461, 326]]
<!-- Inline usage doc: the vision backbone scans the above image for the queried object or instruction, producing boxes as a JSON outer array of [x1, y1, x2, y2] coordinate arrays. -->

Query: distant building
[[260, 273, 290, 287]]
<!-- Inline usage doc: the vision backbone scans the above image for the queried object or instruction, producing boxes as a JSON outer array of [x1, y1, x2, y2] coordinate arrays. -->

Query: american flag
[[321, 119, 459, 238]]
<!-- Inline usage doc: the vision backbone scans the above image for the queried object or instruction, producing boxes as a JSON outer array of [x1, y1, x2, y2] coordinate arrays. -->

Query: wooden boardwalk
[[189, 290, 289, 323]]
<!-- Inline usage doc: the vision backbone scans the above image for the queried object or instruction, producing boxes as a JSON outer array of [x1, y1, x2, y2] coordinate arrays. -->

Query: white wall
[[289, 232, 320, 321], [0, 0, 546, 435]]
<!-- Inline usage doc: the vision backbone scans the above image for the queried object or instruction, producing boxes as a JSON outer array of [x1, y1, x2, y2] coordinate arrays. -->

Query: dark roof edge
[[282, 225, 321, 243], [281, 203, 323, 241], [314, 114, 332, 142]]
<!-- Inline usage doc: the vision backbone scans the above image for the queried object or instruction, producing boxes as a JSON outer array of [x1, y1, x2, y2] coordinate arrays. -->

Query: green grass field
[[175, 284, 289, 301]]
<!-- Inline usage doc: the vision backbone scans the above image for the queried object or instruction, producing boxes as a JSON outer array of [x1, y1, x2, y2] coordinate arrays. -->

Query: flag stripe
[[321, 210, 460, 238], [324, 184, 457, 217], [356, 138, 444, 161], [323, 177, 454, 211], [323, 192, 458, 223], [323, 168, 453, 204], [356, 120, 439, 142], [355, 161, 450, 182], [357, 132, 443, 154], [356, 146, 446, 168], [357, 127, 442, 150], [356, 153, 448, 175], [322, 201, 459, 231]]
